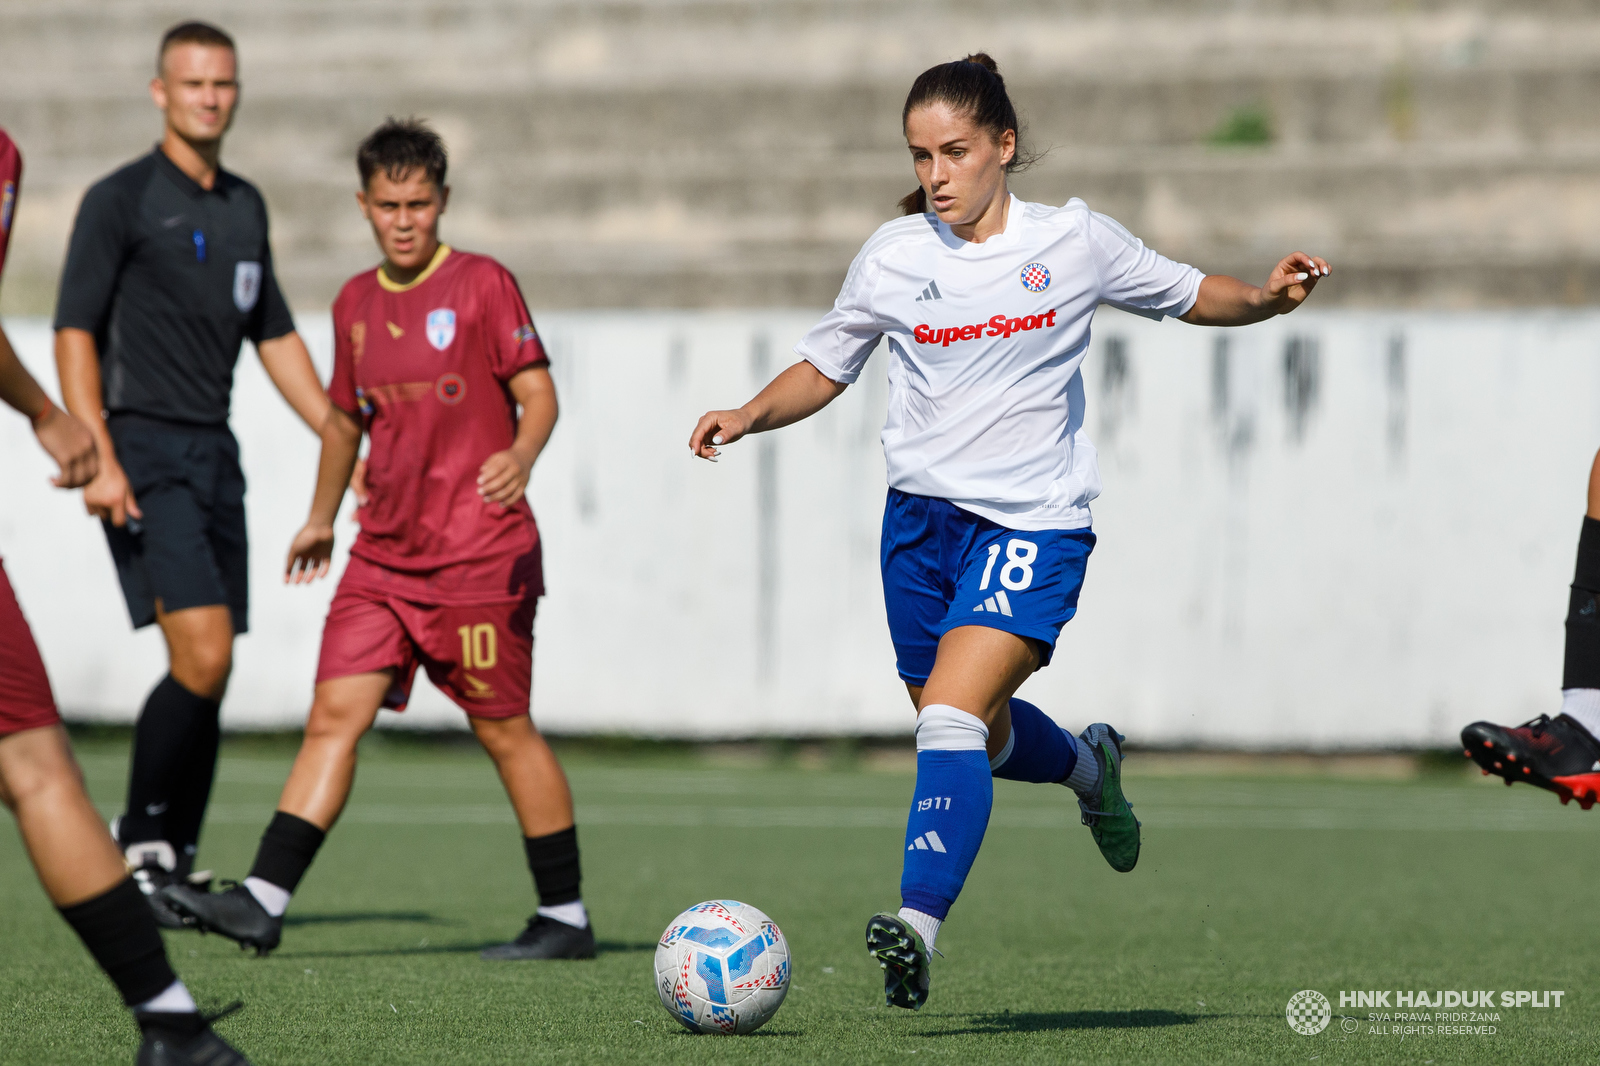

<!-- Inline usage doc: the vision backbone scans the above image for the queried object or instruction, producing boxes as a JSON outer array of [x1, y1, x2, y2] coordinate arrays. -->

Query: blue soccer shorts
[[880, 488, 1095, 686]]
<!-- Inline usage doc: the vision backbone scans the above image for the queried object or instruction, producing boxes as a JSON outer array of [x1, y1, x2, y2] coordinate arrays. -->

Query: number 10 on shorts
[[457, 623, 498, 670]]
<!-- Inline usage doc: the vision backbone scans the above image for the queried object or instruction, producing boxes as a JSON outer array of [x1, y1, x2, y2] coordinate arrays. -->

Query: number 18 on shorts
[[880, 489, 1096, 685]]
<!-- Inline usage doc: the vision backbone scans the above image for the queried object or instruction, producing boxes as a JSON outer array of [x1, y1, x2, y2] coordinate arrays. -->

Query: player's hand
[[478, 448, 532, 508], [285, 522, 335, 584], [82, 462, 142, 528], [32, 406, 98, 488], [1257, 252, 1330, 315], [688, 408, 753, 461]]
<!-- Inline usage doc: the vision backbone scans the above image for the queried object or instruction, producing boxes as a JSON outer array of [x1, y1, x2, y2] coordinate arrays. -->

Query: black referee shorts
[[104, 415, 249, 635]]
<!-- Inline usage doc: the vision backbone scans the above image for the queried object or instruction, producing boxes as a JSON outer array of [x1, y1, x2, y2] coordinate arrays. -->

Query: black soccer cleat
[[480, 915, 596, 960], [865, 912, 930, 1011], [136, 1003, 251, 1065], [129, 860, 196, 931], [159, 883, 282, 957], [1462, 713, 1600, 809]]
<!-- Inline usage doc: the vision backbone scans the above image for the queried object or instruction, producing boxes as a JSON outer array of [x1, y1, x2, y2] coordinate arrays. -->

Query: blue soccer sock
[[899, 705, 994, 923], [990, 698, 1078, 784]]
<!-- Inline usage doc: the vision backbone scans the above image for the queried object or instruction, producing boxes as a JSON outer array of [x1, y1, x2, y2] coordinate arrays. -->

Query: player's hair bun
[[962, 52, 1000, 75]]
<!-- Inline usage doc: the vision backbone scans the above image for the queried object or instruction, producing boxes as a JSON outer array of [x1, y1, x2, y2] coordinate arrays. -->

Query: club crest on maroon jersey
[[436, 372, 466, 405], [426, 308, 456, 350]]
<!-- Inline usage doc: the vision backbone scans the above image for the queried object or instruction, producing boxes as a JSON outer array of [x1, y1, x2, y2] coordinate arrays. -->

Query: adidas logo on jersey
[[914, 308, 1059, 347], [908, 832, 947, 853], [914, 280, 943, 302]]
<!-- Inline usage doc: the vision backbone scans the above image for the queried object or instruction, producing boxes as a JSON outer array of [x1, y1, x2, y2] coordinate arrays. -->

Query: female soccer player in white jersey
[[690, 54, 1329, 1011]]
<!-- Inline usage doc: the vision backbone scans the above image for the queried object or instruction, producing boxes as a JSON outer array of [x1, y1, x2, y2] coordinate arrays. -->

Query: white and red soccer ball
[[654, 900, 790, 1034]]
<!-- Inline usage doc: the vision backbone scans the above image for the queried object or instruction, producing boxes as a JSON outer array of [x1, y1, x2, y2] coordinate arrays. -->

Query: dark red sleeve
[[483, 263, 548, 382], [0, 129, 22, 282], [328, 287, 362, 417]]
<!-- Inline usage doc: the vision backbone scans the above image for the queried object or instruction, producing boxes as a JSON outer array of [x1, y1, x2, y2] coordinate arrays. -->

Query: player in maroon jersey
[[0, 127, 253, 1066], [164, 118, 592, 960]]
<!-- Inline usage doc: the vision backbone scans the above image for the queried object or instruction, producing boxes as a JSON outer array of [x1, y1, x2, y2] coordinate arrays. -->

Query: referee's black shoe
[[1462, 713, 1600, 809], [129, 860, 195, 931], [480, 915, 596, 960], [136, 1002, 251, 1065], [160, 883, 282, 957]]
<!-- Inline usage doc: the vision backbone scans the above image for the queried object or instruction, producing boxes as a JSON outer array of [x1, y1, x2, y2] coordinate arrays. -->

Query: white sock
[[897, 907, 941, 951], [133, 979, 196, 1015], [1561, 689, 1600, 740], [243, 876, 291, 918], [537, 900, 589, 929], [1063, 733, 1101, 795]]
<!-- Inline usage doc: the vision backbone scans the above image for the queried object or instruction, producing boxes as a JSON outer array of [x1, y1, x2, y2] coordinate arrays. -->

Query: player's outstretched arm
[[258, 331, 333, 433], [478, 366, 558, 509], [689, 359, 847, 461], [0, 324, 97, 488], [55, 327, 138, 521], [286, 405, 362, 585], [1180, 253, 1331, 327]]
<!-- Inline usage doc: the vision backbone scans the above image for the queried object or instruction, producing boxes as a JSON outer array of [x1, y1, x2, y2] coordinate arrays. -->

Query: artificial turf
[[1, 732, 1596, 1065]]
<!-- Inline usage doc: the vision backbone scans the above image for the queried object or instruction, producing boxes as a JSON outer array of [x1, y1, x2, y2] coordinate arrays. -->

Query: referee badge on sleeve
[[233, 261, 262, 311]]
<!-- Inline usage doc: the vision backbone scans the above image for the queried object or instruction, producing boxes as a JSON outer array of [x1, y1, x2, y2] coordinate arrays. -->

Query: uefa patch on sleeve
[[513, 323, 537, 345], [1020, 263, 1051, 293], [0, 181, 14, 233]]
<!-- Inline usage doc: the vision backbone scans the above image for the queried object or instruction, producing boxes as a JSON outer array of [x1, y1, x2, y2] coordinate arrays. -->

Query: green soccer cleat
[[1076, 722, 1141, 873], [865, 912, 931, 1011]]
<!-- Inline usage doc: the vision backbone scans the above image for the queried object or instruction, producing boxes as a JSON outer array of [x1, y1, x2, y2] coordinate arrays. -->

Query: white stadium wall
[[1, 309, 1595, 748]]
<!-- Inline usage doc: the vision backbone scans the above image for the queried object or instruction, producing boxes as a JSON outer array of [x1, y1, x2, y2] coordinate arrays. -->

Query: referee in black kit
[[54, 21, 330, 926]]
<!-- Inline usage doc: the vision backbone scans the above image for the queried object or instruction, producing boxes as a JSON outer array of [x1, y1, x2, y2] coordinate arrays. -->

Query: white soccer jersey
[[796, 194, 1204, 531]]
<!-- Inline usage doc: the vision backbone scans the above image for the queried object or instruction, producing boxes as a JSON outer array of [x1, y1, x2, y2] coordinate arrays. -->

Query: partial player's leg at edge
[[1462, 445, 1600, 806], [0, 726, 251, 1065]]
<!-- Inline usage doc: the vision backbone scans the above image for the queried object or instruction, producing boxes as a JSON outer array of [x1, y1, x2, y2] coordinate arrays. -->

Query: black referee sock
[[1565, 517, 1600, 690], [525, 826, 582, 907], [247, 811, 327, 894], [166, 696, 222, 875], [120, 675, 220, 853], [57, 877, 177, 1007]]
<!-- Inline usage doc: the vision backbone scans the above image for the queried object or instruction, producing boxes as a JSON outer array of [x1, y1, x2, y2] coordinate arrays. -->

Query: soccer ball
[[654, 900, 790, 1034]]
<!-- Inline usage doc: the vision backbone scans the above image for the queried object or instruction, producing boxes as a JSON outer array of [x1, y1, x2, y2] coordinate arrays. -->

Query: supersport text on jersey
[[796, 195, 1203, 531]]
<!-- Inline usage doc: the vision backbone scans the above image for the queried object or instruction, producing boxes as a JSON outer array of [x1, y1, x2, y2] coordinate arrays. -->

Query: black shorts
[[104, 414, 249, 634]]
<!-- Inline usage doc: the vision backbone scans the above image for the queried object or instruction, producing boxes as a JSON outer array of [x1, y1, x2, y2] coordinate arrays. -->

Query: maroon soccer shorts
[[0, 560, 62, 737], [316, 578, 537, 720]]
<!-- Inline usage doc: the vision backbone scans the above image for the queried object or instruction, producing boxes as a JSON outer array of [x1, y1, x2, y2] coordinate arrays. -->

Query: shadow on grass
[[276, 937, 659, 960], [277, 941, 501, 959], [927, 1009, 1212, 1036], [668, 1024, 806, 1030], [283, 911, 450, 928]]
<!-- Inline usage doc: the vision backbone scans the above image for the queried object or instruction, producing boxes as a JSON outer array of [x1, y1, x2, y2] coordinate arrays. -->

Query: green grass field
[[2, 733, 1597, 1065]]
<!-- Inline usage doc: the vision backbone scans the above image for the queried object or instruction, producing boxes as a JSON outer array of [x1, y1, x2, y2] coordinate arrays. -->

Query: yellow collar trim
[[377, 244, 451, 293]]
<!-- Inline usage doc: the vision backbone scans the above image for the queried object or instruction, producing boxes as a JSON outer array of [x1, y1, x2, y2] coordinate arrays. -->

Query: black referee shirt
[[53, 147, 295, 426]]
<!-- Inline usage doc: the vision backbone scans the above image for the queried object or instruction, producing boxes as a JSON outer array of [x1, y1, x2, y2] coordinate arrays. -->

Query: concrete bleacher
[[2, 0, 1599, 313]]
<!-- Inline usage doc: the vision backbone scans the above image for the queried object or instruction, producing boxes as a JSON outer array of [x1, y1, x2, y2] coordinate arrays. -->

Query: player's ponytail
[[899, 52, 1035, 216]]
